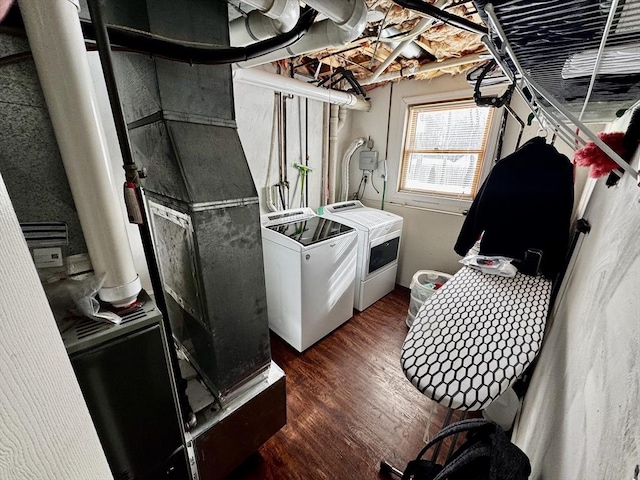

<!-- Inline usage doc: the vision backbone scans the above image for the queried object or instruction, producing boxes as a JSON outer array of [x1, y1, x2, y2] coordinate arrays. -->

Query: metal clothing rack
[[477, 0, 640, 183]]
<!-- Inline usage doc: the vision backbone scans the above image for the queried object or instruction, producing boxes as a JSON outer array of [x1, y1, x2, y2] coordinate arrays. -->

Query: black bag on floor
[[401, 418, 531, 480]]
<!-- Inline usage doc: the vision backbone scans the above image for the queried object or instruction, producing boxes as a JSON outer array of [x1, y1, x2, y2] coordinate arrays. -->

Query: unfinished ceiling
[[229, 0, 487, 91]]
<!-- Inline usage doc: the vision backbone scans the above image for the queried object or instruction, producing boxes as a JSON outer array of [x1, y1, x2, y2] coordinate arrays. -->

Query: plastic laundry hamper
[[406, 270, 453, 327]]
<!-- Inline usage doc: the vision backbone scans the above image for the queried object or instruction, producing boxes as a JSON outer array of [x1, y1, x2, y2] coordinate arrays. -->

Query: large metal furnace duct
[[18, 0, 142, 307], [95, 0, 272, 399]]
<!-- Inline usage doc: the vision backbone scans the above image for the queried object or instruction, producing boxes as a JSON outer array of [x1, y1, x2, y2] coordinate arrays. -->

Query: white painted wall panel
[[233, 71, 325, 213], [350, 76, 472, 285], [513, 149, 640, 479], [0, 174, 112, 480]]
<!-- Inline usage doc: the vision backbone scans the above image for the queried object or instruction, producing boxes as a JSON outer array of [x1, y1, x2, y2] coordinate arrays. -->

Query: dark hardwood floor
[[227, 287, 464, 480]]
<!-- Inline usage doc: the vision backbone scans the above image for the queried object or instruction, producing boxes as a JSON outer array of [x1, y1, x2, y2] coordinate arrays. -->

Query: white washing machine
[[261, 208, 357, 352], [321, 201, 403, 311]]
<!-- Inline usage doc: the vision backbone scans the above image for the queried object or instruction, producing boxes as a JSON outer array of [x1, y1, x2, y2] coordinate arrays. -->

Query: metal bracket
[[481, 3, 639, 184], [315, 66, 368, 99], [184, 432, 200, 480]]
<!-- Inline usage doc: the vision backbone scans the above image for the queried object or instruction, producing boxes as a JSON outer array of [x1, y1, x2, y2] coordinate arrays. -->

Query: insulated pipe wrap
[[341, 137, 367, 201]]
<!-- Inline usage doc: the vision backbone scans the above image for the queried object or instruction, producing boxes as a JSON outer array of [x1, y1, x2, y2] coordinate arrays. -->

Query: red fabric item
[[573, 131, 627, 178]]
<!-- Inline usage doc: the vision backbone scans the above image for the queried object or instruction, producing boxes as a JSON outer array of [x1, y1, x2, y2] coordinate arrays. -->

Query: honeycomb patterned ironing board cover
[[401, 267, 551, 411]]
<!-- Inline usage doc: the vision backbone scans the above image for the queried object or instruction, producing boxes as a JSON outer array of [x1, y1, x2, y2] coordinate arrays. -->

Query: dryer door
[[368, 234, 400, 275]]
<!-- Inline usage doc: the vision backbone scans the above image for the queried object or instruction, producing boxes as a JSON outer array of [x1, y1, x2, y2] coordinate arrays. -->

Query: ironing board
[[401, 267, 551, 411]]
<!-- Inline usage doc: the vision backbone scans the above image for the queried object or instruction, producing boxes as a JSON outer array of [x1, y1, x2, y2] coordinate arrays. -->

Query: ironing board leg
[[444, 410, 468, 461], [380, 460, 404, 478], [380, 408, 460, 477], [430, 408, 454, 462]]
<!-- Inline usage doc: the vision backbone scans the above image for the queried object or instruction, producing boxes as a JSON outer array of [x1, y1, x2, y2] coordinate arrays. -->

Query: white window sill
[[386, 191, 472, 215]]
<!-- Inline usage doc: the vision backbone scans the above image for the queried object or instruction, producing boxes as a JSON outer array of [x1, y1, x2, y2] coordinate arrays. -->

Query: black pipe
[[85, 0, 135, 169], [81, 6, 318, 65], [85, 0, 194, 426], [391, 0, 488, 35], [3, 3, 317, 66], [505, 104, 525, 151], [549, 218, 591, 309], [0, 51, 31, 66], [494, 105, 509, 163]]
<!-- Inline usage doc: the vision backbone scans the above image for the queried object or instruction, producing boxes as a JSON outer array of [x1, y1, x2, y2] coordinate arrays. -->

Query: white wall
[[351, 73, 639, 477], [0, 174, 112, 480], [233, 72, 326, 214], [350, 76, 470, 286], [350, 75, 591, 287], [513, 146, 640, 479]]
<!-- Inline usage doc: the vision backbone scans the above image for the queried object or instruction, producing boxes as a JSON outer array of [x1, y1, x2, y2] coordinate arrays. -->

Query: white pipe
[[229, 0, 299, 47], [240, 0, 367, 67], [338, 104, 347, 131], [368, 0, 449, 83], [19, 0, 141, 307], [305, 0, 365, 28], [379, 26, 423, 59], [328, 105, 340, 204], [321, 104, 330, 205], [360, 53, 485, 85], [233, 67, 371, 111], [265, 185, 279, 212], [341, 137, 366, 202], [328, 105, 348, 204], [242, 0, 275, 10]]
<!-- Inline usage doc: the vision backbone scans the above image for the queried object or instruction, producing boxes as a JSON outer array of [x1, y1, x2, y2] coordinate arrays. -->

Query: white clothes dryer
[[321, 201, 403, 311], [261, 208, 357, 352]]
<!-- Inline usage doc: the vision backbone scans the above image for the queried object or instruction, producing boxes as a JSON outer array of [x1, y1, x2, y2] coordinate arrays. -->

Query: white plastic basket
[[406, 270, 453, 327]]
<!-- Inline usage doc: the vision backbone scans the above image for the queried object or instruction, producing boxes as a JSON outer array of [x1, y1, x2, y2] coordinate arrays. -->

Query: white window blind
[[400, 100, 493, 199]]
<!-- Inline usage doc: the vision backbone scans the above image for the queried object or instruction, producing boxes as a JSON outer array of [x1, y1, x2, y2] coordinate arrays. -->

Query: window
[[399, 100, 493, 200]]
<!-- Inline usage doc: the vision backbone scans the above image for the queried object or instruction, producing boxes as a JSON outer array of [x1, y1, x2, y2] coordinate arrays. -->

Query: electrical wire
[[369, 170, 380, 194], [361, 175, 368, 199], [381, 176, 387, 210], [368, 7, 392, 70], [226, 1, 248, 17], [354, 172, 366, 200], [577, 0, 619, 121]]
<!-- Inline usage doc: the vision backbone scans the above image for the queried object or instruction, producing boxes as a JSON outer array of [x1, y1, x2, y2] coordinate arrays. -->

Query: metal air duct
[[94, 0, 273, 400]]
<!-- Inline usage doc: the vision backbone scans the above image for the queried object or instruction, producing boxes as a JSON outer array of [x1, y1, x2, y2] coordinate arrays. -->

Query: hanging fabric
[[454, 137, 574, 279]]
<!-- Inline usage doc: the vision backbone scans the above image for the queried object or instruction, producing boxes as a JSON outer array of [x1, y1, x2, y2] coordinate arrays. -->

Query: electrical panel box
[[359, 151, 378, 170]]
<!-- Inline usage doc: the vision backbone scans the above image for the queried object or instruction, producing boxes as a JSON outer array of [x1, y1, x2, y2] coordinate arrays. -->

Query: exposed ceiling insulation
[[229, 0, 487, 92]]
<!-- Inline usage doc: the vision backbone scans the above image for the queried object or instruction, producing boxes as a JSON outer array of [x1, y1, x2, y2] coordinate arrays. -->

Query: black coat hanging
[[454, 136, 574, 278]]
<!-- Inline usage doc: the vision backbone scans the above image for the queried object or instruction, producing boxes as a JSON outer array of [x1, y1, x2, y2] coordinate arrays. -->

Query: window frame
[[399, 99, 493, 199], [386, 90, 503, 215]]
